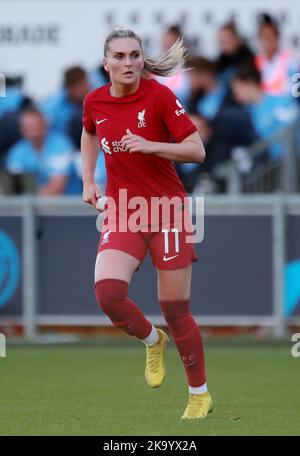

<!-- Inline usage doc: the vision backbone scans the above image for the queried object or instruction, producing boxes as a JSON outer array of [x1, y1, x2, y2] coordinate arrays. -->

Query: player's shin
[[95, 278, 152, 339], [159, 299, 207, 388]]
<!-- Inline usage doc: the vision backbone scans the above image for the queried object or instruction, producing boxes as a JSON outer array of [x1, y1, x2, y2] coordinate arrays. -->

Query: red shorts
[[98, 226, 198, 270]]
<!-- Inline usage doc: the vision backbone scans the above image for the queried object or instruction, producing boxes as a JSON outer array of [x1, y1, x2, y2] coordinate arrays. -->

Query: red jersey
[[82, 77, 197, 227]]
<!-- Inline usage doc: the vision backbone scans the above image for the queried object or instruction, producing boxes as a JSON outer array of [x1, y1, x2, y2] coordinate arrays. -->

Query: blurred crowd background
[[1, 12, 300, 197]]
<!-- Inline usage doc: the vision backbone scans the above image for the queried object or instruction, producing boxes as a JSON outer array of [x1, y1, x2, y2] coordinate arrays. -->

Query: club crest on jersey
[[138, 109, 146, 128], [101, 229, 111, 245], [175, 99, 185, 117]]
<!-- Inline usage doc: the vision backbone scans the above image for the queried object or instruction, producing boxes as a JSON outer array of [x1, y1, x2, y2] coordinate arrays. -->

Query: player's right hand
[[82, 182, 101, 209]]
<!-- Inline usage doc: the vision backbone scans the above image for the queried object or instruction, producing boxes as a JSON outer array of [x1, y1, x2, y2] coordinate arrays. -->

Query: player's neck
[[110, 79, 140, 98]]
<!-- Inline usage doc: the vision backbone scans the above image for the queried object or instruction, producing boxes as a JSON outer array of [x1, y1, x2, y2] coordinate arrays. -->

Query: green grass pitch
[[0, 338, 299, 436]]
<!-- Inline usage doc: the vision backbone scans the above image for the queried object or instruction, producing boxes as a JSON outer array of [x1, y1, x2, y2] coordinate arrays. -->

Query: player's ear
[[103, 58, 109, 73]]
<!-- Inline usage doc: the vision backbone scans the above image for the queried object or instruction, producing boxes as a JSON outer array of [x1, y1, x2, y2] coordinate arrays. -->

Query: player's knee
[[159, 299, 190, 324], [95, 279, 128, 313]]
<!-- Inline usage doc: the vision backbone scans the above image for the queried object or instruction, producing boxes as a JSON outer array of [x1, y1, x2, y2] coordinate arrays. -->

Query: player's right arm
[[81, 127, 101, 208]]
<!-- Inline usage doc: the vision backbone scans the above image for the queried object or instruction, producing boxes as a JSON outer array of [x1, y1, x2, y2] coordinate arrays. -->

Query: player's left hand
[[121, 129, 156, 154]]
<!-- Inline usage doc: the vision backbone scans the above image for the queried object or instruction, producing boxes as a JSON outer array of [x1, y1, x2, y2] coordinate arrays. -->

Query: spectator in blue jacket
[[187, 57, 227, 120], [156, 25, 191, 107], [216, 21, 255, 91], [231, 65, 299, 161], [6, 106, 80, 195], [40, 66, 90, 137]]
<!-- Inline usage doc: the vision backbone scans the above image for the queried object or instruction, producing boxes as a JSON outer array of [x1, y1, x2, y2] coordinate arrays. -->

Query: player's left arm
[[121, 129, 205, 163]]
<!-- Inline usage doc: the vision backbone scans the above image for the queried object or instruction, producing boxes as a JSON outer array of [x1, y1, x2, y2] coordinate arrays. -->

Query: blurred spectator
[[187, 57, 227, 119], [0, 76, 31, 118], [161, 25, 184, 53], [0, 77, 32, 169], [5, 106, 80, 195], [68, 105, 107, 194], [175, 113, 206, 194], [191, 113, 231, 175], [0, 112, 22, 170], [40, 66, 90, 139], [175, 113, 234, 194], [89, 64, 110, 89], [157, 25, 191, 107], [216, 21, 255, 90], [0, 86, 24, 118], [187, 56, 257, 161], [256, 13, 299, 97], [231, 64, 299, 161]]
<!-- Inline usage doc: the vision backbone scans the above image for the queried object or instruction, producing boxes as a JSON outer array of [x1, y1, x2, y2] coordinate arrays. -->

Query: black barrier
[[0, 215, 274, 318]]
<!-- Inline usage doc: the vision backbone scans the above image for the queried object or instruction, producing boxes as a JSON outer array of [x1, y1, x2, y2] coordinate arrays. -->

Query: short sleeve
[[159, 84, 197, 142], [82, 93, 96, 135]]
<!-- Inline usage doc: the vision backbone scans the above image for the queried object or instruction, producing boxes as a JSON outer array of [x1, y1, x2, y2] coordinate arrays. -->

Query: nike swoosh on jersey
[[163, 255, 179, 262], [96, 119, 107, 124]]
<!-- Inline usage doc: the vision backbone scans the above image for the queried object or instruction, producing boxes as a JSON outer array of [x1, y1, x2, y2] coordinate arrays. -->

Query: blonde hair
[[104, 28, 188, 77]]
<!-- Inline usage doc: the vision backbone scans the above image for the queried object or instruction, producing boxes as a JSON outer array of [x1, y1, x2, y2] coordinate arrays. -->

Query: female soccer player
[[81, 28, 213, 419]]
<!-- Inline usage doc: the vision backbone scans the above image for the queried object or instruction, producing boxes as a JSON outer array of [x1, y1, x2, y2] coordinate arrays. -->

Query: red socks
[[95, 280, 206, 388], [95, 279, 152, 339], [160, 299, 206, 387]]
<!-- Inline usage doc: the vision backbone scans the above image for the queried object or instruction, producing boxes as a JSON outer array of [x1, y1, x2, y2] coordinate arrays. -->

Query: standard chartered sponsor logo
[[101, 137, 111, 155], [101, 138, 128, 154], [112, 140, 127, 152]]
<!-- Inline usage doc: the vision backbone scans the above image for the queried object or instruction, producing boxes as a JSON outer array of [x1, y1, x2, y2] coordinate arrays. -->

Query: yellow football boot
[[145, 328, 169, 388], [181, 391, 213, 419]]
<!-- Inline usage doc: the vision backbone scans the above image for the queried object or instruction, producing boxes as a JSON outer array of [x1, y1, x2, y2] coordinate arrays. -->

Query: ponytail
[[143, 37, 188, 77]]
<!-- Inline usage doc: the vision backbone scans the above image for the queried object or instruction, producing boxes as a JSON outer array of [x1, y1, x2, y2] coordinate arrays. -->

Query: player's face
[[104, 38, 144, 86]]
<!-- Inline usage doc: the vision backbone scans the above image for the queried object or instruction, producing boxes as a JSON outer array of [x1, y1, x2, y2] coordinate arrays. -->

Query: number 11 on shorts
[[162, 228, 179, 254]]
